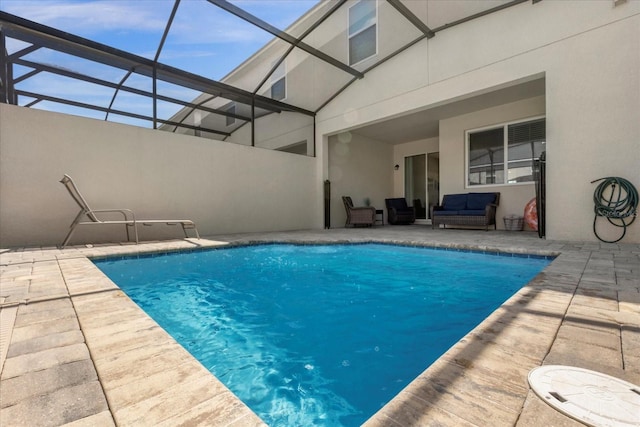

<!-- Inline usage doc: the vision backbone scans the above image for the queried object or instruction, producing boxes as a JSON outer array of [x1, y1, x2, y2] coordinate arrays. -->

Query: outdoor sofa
[[431, 192, 500, 230]]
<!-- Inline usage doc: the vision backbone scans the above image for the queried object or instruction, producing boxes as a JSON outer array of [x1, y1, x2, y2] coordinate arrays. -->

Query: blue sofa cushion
[[457, 209, 487, 216], [434, 210, 460, 216], [442, 194, 467, 211], [466, 193, 496, 210]]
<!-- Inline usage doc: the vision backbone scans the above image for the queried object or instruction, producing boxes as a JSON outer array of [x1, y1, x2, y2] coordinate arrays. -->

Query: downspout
[[251, 98, 255, 147]]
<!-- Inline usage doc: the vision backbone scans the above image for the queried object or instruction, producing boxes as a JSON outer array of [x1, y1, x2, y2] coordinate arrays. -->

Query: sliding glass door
[[427, 152, 440, 220], [404, 154, 426, 219], [405, 153, 439, 220]]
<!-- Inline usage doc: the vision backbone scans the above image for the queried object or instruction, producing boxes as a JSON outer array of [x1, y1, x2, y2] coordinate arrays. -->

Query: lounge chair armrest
[[90, 208, 137, 222]]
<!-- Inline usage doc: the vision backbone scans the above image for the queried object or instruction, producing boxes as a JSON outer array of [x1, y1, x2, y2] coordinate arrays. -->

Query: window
[[270, 61, 286, 101], [348, 0, 377, 65], [467, 118, 545, 186], [226, 104, 236, 127]]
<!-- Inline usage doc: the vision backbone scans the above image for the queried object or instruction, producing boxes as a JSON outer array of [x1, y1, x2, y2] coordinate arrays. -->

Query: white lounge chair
[[59, 174, 200, 248]]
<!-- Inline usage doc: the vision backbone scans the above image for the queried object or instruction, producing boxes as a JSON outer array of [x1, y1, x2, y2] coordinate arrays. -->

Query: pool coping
[[1, 227, 638, 426]]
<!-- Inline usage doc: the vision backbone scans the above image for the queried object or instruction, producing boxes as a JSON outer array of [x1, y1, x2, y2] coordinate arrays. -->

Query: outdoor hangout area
[[1, 0, 638, 247], [1, 0, 639, 426]]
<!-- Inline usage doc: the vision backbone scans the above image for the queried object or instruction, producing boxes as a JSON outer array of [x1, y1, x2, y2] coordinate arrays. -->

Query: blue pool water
[[94, 243, 551, 426]]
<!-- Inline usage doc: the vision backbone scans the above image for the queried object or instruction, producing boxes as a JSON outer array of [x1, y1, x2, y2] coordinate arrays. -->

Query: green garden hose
[[591, 177, 638, 243]]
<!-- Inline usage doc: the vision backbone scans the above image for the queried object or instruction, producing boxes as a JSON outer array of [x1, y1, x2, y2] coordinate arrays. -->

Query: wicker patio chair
[[342, 196, 376, 227]]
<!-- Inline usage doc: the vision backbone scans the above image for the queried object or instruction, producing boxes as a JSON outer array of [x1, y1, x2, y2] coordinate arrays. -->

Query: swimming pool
[[94, 243, 551, 426]]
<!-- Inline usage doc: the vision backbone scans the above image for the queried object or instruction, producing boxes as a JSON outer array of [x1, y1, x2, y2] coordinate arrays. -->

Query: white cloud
[[1, 0, 320, 46], [166, 0, 269, 46], [232, 0, 320, 29], [1, 0, 169, 33]]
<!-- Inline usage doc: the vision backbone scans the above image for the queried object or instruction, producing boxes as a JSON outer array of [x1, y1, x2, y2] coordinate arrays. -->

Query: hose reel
[[591, 177, 638, 243]]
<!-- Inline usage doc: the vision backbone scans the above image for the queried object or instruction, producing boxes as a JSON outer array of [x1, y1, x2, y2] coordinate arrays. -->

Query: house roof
[[0, 0, 536, 138]]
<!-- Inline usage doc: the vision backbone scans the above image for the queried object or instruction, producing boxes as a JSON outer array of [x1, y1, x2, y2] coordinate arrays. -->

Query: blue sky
[[0, 0, 320, 123], [1, 0, 319, 80]]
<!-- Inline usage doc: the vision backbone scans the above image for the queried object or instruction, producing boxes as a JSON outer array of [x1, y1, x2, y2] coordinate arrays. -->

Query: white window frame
[[348, 0, 378, 66], [465, 116, 546, 188], [270, 61, 286, 101]]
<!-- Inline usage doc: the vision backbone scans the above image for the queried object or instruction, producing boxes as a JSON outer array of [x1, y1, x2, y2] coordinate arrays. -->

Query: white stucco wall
[[227, 112, 315, 155], [0, 104, 321, 247], [316, 0, 640, 242], [543, 14, 639, 242], [328, 132, 393, 227]]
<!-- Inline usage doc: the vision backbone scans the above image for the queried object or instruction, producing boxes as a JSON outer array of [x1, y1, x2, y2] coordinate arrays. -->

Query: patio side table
[[375, 209, 384, 225]]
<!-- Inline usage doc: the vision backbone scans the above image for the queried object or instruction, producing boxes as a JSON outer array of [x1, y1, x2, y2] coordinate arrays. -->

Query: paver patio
[[1, 226, 638, 426]]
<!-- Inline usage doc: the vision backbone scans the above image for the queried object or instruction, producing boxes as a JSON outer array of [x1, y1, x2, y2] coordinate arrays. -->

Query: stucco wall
[[247, 112, 314, 155], [0, 104, 321, 247], [328, 132, 393, 228], [316, 1, 639, 242], [543, 15, 639, 242]]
